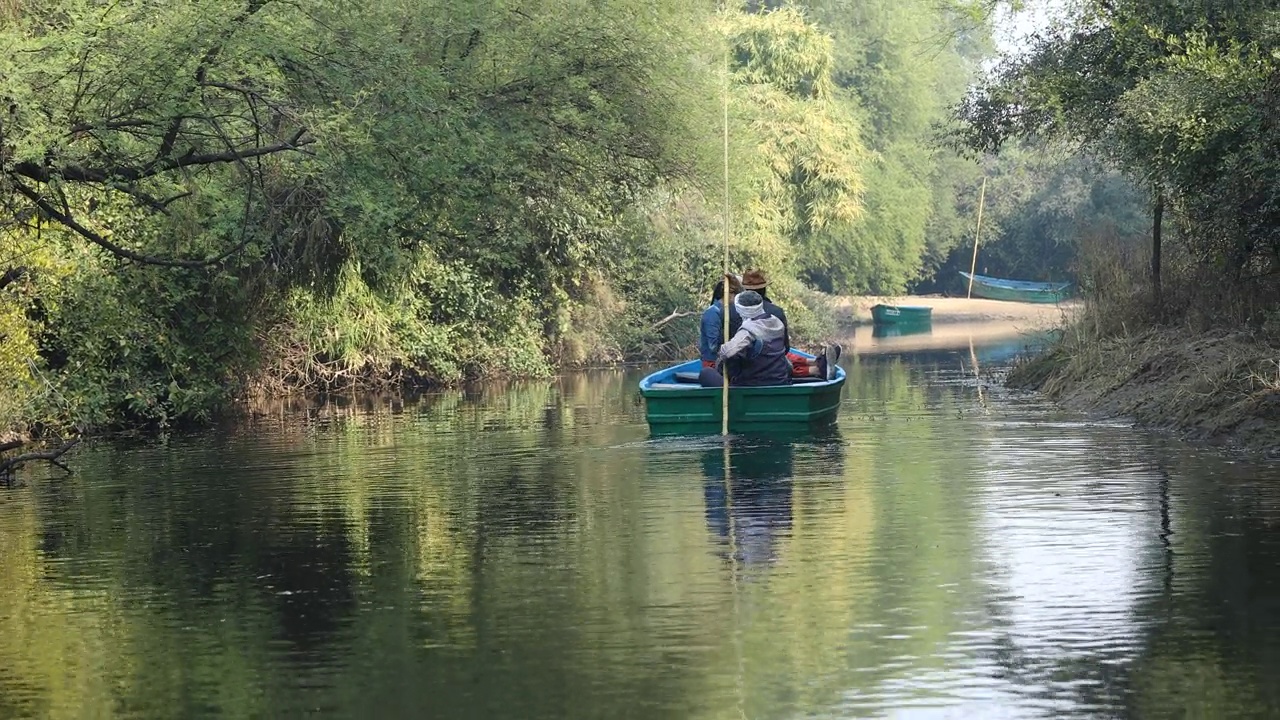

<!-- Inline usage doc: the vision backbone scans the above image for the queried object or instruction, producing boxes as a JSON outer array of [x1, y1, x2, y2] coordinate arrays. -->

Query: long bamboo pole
[[719, 11, 745, 718], [967, 176, 988, 300], [721, 45, 731, 437]]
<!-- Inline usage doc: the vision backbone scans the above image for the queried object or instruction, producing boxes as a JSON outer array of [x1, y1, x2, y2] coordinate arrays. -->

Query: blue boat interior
[[639, 352, 846, 391]]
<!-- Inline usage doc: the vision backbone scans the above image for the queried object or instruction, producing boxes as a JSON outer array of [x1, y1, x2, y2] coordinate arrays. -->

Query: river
[[2, 325, 1279, 718]]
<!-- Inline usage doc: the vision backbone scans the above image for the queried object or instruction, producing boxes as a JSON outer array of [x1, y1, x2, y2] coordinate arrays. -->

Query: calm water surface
[[3, 328, 1280, 719]]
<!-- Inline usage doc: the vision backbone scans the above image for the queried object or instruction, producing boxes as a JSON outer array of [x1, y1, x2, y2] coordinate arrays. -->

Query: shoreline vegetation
[[9, 0, 1280, 469], [952, 1, 1280, 460], [7, 1, 1040, 445]]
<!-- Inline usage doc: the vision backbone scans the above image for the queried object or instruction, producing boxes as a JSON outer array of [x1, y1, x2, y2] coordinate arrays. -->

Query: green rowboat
[[871, 303, 933, 325], [960, 272, 1071, 304], [638, 351, 845, 436]]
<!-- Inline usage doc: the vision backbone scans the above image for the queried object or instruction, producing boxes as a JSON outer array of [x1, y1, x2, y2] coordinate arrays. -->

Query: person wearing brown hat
[[739, 269, 789, 350], [699, 273, 743, 369], [739, 269, 841, 381]]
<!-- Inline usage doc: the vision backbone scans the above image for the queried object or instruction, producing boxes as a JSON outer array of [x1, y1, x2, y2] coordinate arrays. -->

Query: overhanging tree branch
[[0, 439, 79, 479], [11, 128, 313, 185], [11, 180, 254, 268], [0, 266, 27, 291]]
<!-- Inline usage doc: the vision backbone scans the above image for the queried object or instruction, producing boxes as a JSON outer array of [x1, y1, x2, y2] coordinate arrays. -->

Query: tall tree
[[720, 7, 868, 275]]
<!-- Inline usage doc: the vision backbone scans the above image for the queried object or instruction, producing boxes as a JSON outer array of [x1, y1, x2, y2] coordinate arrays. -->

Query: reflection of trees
[[963, 436, 1280, 719], [707, 358, 990, 718], [689, 430, 877, 719], [957, 430, 1167, 716], [0, 355, 1109, 719], [846, 357, 989, 702], [1125, 457, 1280, 718], [0, 369, 756, 717], [0, 497, 128, 718], [0, 357, 980, 719]]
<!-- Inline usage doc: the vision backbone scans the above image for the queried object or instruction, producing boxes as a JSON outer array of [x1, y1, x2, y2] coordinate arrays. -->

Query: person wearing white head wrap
[[696, 290, 792, 387]]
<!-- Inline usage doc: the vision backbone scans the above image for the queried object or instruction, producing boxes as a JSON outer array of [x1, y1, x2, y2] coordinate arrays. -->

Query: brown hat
[[741, 269, 768, 290]]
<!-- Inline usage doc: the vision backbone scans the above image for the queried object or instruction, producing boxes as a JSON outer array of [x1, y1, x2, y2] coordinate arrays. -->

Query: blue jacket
[[699, 300, 740, 365]]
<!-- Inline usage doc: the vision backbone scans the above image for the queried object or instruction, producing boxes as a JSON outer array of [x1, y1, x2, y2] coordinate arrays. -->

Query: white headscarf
[[734, 290, 765, 320]]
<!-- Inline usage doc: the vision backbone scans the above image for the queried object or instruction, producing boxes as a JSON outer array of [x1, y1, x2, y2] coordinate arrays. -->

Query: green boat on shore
[[871, 303, 933, 325], [638, 350, 846, 436], [960, 272, 1072, 304]]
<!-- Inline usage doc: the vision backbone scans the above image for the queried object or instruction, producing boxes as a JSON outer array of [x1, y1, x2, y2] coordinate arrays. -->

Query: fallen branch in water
[[0, 439, 80, 480], [650, 309, 698, 331]]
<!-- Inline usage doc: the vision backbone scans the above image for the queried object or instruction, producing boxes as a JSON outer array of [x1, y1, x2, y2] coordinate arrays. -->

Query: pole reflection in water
[[702, 437, 794, 569]]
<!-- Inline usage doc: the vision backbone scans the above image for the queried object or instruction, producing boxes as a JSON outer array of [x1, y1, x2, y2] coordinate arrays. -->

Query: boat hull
[[871, 303, 933, 325], [960, 272, 1071, 304], [638, 354, 845, 436]]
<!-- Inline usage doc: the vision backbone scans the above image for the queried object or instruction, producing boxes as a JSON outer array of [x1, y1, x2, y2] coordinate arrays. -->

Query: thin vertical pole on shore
[[967, 176, 988, 300], [721, 42, 731, 437]]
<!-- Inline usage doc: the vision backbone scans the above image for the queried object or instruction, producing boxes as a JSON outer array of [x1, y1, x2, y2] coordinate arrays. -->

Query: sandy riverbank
[[832, 295, 1079, 328], [836, 321, 1050, 356]]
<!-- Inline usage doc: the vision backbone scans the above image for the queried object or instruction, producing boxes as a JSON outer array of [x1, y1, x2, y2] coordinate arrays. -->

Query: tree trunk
[[1152, 188, 1164, 315]]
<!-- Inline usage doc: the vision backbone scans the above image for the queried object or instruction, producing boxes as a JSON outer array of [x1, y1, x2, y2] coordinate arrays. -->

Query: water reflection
[[5, 342, 1280, 718], [847, 321, 1051, 364], [702, 439, 795, 569], [872, 323, 933, 339]]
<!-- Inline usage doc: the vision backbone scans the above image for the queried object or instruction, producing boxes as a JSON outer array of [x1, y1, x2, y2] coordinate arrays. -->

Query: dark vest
[[726, 308, 792, 387]]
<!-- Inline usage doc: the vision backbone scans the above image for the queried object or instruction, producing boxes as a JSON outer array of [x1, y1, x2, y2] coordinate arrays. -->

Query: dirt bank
[[1008, 328, 1280, 457], [832, 295, 1079, 328]]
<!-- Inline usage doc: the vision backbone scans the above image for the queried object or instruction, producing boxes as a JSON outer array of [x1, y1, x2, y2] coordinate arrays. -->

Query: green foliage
[[266, 257, 553, 392], [959, 0, 1280, 309], [0, 0, 729, 431], [35, 259, 261, 430], [0, 0, 1018, 433], [720, 8, 868, 284], [777, 0, 998, 294]]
